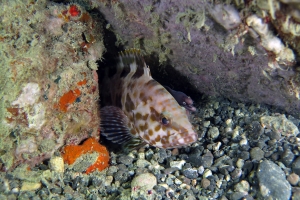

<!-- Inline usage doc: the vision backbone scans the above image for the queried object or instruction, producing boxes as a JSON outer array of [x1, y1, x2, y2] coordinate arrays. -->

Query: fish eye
[[182, 102, 186, 105], [161, 117, 169, 125]]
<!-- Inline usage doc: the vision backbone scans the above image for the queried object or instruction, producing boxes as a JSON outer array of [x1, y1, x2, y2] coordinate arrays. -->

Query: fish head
[[134, 87, 198, 149]]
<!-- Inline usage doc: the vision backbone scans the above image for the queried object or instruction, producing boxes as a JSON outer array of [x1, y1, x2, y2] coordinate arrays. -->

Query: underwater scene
[[1, 0, 300, 199]]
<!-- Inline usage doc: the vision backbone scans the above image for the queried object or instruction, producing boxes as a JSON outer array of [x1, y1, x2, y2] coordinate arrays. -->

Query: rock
[[236, 158, 245, 168], [117, 155, 134, 166], [287, 173, 299, 186], [257, 160, 291, 199], [207, 127, 220, 140], [131, 173, 157, 197], [203, 169, 212, 178], [170, 160, 186, 170], [200, 151, 214, 168], [238, 151, 250, 160], [292, 187, 300, 200], [20, 182, 41, 191], [174, 178, 182, 185], [183, 168, 198, 179], [281, 148, 295, 167], [201, 178, 210, 189], [136, 159, 151, 168], [49, 156, 64, 173], [234, 180, 250, 193], [231, 168, 242, 180], [250, 147, 264, 161], [261, 115, 299, 136], [114, 170, 129, 184], [230, 192, 248, 200], [106, 166, 118, 176], [293, 157, 300, 175]]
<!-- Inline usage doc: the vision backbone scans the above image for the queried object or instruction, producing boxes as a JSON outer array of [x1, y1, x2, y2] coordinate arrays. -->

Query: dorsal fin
[[118, 49, 149, 79]]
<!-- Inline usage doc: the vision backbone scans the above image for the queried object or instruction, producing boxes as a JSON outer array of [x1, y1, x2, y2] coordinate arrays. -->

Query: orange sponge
[[62, 138, 110, 174]]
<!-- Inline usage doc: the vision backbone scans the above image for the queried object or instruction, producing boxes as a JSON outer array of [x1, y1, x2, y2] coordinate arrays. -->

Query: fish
[[164, 85, 197, 112], [99, 49, 198, 150]]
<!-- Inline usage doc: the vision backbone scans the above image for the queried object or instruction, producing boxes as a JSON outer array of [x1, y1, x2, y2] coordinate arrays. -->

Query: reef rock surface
[[0, 0, 104, 170], [94, 0, 300, 116]]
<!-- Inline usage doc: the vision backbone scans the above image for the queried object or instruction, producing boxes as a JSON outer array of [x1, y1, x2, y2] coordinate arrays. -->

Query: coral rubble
[[0, 0, 104, 170]]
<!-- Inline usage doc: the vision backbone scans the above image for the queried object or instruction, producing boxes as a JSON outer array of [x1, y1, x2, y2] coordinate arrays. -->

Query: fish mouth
[[173, 131, 198, 146]]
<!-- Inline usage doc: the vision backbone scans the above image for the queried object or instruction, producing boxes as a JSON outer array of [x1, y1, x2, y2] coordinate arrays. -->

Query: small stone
[[257, 160, 291, 199], [11, 188, 19, 194], [174, 178, 182, 185], [201, 151, 214, 168], [236, 158, 244, 168], [250, 147, 264, 161], [179, 183, 190, 190], [117, 155, 134, 166], [170, 160, 186, 170], [239, 138, 248, 146], [230, 168, 242, 180], [138, 152, 145, 159], [166, 177, 174, 186], [212, 142, 222, 151], [208, 127, 219, 140], [230, 192, 248, 200], [201, 178, 210, 189], [131, 173, 157, 196], [158, 183, 169, 189], [260, 115, 299, 136], [198, 166, 205, 174], [106, 166, 118, 176], [232, 127, 240, 139], [136, 159, 151, 168], [183, 168, 198, 179], [281, 148, 295, 167], [49, 156, 64, 173], [234, 180, 250, 193], [287, 173, 299, 185], [292, 187, 300, 200], [20, 182, 41, 191], [292, 157, 300, 175], [203, 121, 210, 128], [225, 119, 233, 127], [171, 148, 179, 156], [203, 169, 212, 178], [114, 170, 129, 183], [269, 131, 281, 140], [145, 149, 154, 160], [225, 127, 233, 133], [105, 176, 113, 186]]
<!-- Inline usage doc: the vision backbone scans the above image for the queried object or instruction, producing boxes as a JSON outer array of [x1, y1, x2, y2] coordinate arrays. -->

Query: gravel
[[1, 96, 300, 199]]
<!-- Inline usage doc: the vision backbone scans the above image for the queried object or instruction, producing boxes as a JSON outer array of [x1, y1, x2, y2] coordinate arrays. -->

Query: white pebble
[[236, 158, 245, 168], [198, 166, 205, 174], [170, 160, 186, 170], [174, 178, 182, 185], [203, 169, 212, 178], [105, 176, 113, 186], [49, 156, 64, 173], [212, 142, 222, 151], [20, 182, 41, 192], [239, 138, 248, 146]]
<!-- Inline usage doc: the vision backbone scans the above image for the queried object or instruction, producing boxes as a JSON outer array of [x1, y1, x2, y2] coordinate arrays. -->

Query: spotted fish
[[100, 49, 198, 150]]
